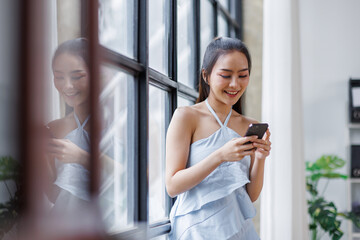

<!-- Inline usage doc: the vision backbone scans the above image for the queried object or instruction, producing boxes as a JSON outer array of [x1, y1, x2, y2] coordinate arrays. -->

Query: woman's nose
[[229, 76, 239, 88], [63, 77, 74, 90]]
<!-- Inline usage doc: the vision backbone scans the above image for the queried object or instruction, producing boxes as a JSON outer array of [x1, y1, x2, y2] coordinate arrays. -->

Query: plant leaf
[[315, 155, 345, 171], [310, 172, 348, 182]]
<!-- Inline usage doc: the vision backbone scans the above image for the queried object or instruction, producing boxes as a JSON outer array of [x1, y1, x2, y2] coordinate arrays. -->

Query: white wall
[[300, 0, 360, 237]]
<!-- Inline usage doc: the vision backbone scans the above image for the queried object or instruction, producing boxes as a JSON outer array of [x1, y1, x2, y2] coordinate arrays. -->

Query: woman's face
[[205, 50, 250, 107], [53, 53, 90, 108]]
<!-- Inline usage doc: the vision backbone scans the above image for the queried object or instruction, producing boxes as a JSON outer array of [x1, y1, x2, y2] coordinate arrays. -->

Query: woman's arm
[[246, 129, 271, 202], [165, 107, 257, 198]]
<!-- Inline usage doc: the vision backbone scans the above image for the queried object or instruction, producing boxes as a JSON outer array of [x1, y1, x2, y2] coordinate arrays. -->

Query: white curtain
[[260, 0, 309, 239]]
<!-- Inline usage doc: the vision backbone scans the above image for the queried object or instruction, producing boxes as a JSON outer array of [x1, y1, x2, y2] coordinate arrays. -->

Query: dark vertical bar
[[236, 0, 243, 40], [169, 0, 177, 82], [194, 0, 201, 91], [213, 0, 218, 37], [137, 0, 149, 222], [20, 0, 47, 228], [81, 0, 89, 38], [168, 0, 178, 209], [88, 0, 101, 196]]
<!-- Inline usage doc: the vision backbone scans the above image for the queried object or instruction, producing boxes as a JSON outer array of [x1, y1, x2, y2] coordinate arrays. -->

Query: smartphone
[[244, 123, 269, 139], [244, 123, 268, 145]]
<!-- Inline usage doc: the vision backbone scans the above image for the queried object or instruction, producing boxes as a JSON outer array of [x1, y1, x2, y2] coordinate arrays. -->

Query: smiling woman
[[46, 38, 92, 213], [166, 37, 271, 239]]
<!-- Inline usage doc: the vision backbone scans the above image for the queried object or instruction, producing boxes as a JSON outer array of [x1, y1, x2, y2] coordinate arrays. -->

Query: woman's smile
[[53, 53, 90, 108], [224, 90, 240, 97]]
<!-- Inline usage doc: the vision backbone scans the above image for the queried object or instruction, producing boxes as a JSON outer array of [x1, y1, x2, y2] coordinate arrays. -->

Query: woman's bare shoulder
[[47, 113, 75, 138], [170, 103, 208, 133], [173, 103, 205, 121]]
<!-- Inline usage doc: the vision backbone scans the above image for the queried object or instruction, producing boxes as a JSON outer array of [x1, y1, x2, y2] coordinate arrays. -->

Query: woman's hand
[[48, 138, 90, 169], [252, 129, 271, 161], [219, 136, 259, 163]]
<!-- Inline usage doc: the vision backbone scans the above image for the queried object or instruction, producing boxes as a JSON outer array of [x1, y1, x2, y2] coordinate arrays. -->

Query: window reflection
[[200, 0, 214, 65], [149, 0, 169, 75], [151, 234, 168, 240], [46, 38, 92, 229], [177, 96, 194, 107], [217, 12, 228, 37], [99, 0, 135, 58], [177, 0, 196, 88], [99, 64, 135, 231], [149, 85, 168, 223], [218, 0, 229, 10]]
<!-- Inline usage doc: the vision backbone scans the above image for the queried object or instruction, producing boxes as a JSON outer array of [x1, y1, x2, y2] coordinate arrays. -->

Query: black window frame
[[91, 0, 244, 238]]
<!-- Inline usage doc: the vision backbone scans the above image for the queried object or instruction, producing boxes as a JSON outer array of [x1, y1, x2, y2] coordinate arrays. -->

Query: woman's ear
[[202, 70, 208, 84]]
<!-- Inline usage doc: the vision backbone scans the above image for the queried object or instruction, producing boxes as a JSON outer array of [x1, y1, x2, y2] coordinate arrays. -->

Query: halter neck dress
[[50, 113, 118, 231], [53, 113, 91, 208], [169, 99, 259, 240]]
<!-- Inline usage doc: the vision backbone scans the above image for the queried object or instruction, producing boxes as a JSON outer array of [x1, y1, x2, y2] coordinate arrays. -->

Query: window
[[97, 1, 243, 238], [99, 65, 136, 231], [6, 0, 243, 239]]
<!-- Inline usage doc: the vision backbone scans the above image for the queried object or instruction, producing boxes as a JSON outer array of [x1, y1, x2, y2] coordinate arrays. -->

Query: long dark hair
[[196, 37, 251, 114], [52, 38, 89, 68]]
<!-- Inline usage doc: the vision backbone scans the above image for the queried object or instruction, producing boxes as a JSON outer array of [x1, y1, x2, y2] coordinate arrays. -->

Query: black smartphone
[[244, 123, 268, 146], [244, 123, 269, 139]]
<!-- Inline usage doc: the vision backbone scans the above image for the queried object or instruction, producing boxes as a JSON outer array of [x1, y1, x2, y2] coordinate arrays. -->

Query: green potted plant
[[306, 155, 360, 240], [0, 156, 22, 239]]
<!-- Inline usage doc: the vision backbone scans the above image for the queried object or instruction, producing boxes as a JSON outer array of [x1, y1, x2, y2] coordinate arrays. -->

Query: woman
[[166, 37, 271, 239], [47, 38, 91, 209]]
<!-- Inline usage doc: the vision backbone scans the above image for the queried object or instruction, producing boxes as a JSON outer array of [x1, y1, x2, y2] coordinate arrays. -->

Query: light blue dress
[[169, 99, 259, 240], [50, 113, 119, 231], [53, 113, 91, 206]]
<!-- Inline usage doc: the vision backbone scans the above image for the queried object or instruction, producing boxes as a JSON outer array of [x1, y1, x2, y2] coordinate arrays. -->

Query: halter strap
[[205, 99, 232, 127], [74, 113, 90, 129]]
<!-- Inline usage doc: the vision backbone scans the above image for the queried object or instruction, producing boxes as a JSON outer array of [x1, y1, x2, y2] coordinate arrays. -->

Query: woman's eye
[[220, 75, 231, 79], [239, 75, 248, 78], [71, 76, 83, 80]]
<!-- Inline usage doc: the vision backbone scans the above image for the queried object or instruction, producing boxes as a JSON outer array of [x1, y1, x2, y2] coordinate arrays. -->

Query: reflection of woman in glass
[[46, 38, 91, 209], [166, 37, 271, 239]]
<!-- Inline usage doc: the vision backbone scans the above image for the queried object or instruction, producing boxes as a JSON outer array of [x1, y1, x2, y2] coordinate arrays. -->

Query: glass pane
[[230, 0, 237, 18], [218, 0, 228, 10], [99, 65, 135, 232], [149, 0, 169, 75], [0, 2, 20, 236], [217, 11, 228, 37], [149, 85, 168, 223], [178, 96, 194, 107], [44, 1, 97, 236], [177, 0, 196, 88], [48, 38, 92, 225], [352, 182, 360, 232], [99, 0, 135, 58], [151, 234, 168, 240], [230, 26, 237, 38], [200, 0, 215, 65]]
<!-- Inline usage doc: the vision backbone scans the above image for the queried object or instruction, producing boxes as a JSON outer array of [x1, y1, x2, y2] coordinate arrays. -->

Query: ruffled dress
[[169, 99, 259, 240]]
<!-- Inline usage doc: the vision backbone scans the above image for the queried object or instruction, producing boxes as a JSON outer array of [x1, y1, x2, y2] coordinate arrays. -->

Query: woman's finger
[[265, 129, 271, 140], [238, 143, 256, 151], [253, 142, 271, 151], [236, 136, 258, 145], [240, 149, 256, 157]]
